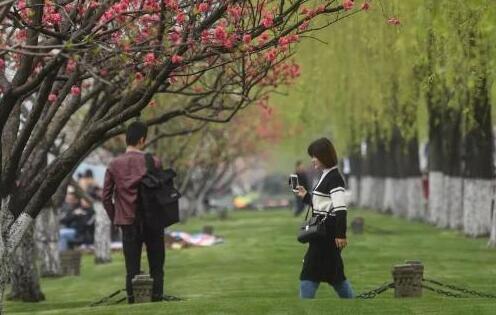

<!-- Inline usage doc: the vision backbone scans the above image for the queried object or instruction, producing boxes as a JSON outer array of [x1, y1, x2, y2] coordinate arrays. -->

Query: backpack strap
[[144, 153, 157, 172]]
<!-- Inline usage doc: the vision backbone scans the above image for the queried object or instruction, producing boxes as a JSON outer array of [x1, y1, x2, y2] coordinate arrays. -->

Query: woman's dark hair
[[307, 137, 338, 168], [126, 121, 148, 146]]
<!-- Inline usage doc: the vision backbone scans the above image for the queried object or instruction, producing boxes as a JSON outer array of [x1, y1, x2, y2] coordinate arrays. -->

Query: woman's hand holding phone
[[296, 186, 307, 198]]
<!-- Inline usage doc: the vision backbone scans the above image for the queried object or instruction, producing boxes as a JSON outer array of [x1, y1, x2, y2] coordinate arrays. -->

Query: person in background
[[296, 137, 354, 299], [79, 169, 96, 192], [293, 160, 310, 216], [59, 186, 80, 215], [59, 197, 95, 249], [58, 186, 80, 251]]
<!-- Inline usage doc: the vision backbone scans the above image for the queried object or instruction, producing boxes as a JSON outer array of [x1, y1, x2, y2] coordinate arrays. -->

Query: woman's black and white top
[[303, 166, 347, 238]]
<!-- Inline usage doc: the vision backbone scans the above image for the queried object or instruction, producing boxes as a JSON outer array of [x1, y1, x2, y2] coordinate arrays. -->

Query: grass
[[5, 208, 496, 314]]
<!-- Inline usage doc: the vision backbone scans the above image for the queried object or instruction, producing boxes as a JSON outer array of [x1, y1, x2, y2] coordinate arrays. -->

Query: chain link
[[423, 278, 496, 299], [421, 284, 464, 298], [89, 289, 126, 307], [355, 282, 395, 299]]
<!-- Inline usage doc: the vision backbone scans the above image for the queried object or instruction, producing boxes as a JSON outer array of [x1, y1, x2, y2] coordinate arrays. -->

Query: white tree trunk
[[382, 177, 395, 214], [463, 179, 493, 237], [349, 176, 360, 206], [0, 197, 13, 315], [178, 197, 191, 223], [371, 177, 385, 211], [391, 178, 407, 218], [195, 190, 208, 216], [406, 177, 425, 220], [0, 211, 34, 314], [428, 171, 445, 225], [443, 176, 463, 229], [94, 202, 112, 264], [35, 207, 61, 277], [358, 176, 373, 208], [8, 224, 45, 302], [489, 205, 496, 247]]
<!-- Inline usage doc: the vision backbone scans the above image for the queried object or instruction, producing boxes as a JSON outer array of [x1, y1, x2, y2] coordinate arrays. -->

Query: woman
[[296, 137, 354, 299]]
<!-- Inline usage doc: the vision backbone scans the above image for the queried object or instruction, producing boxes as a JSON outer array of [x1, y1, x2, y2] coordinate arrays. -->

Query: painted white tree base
[[35, 207, 61, 277], [94, 202, 112, 264], [394, 179, 410, 217], [428, 172, 445, 225], [406, 177, 425, 220], [358, 176, 374, 208], [489, 213, 496, 248], [370, 177, 385, 212], [349, 176, 360, 206], [382, 178, 395, 214], [443, 176, 463, 230], [0, 197, 12, 315], [463, 179, 493, 237]]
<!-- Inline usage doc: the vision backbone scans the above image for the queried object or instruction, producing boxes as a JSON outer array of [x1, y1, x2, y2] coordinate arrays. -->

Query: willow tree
[[421, 0, 496, 235], [274, 0, 496, 238]]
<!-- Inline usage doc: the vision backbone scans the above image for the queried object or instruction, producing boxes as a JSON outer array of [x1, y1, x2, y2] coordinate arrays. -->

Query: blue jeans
[[300, 280, 354, 299], [59, 228, 77, 251]]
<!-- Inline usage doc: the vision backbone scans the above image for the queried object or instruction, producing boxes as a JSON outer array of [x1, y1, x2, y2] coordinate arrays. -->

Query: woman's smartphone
[[289, 174, 299, 192]]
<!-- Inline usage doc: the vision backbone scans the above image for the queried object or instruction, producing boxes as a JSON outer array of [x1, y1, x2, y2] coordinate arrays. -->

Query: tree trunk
[[436, 109, 463, 229], [427, 111, 445, 225], [8, 224, 45, 302], [348, 151, 361, 206], [444, 176, 463, 229], [348, 175, 360, 206], [0, 197, 14, 314], [382, 177, 395, 214], [463, 179, 492, 237], [406, 177, 425, 220], [369, 139, 386, 211], [178, 196, 191, 223], [489, 198, 496, 247], [35, 207, 61, 277], [404, 137, 424, 220], [195, 189, 208, 217], [94, 202, 112, 264], [462, 67, 494, 237]]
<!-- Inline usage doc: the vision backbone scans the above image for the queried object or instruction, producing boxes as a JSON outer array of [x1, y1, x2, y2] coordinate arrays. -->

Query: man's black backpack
[[139, 153, 181, 229]]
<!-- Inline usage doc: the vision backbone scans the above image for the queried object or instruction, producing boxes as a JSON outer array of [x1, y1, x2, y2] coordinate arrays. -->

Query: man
[[102, 121, 165, 303], [294, 160, 310, 216]]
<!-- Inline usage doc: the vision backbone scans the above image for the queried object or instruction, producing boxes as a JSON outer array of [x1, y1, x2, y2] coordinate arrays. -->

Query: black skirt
[[299, 216, 346, 284]]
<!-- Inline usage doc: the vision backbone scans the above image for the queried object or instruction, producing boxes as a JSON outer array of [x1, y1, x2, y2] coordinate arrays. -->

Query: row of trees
[[275, 0, 496, 242], [0, 0, 370, 311]]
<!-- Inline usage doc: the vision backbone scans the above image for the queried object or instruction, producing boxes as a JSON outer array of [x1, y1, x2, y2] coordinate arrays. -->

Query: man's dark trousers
[[121, 218, 165, 303]]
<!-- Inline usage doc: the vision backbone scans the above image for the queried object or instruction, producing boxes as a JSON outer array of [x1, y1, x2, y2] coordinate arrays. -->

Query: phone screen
[[290, 175, 298, 190]]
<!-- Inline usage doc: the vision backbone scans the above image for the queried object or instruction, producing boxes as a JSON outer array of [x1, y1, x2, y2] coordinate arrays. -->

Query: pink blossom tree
[[0, 0, 367, 309]]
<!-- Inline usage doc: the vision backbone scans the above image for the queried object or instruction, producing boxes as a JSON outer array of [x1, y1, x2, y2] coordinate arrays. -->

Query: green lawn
[[6, 208, 496, 314]]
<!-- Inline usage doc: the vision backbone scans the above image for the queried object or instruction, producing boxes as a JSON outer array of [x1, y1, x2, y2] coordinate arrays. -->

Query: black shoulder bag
[[297, 207, 328, 244], [139, 153, 181, 229]]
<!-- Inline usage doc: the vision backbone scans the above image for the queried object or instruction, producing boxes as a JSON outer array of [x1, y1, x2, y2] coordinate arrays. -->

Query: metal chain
[[423, 278, 496, 299], [89, 289, 126, 307], [421, 284, 464, 298], [355, 282, 395, 299]]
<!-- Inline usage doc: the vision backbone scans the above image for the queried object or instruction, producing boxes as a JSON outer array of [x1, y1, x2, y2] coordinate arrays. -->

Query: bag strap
[[304, 205, 312, 221], [144, 153, 156, 172]]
